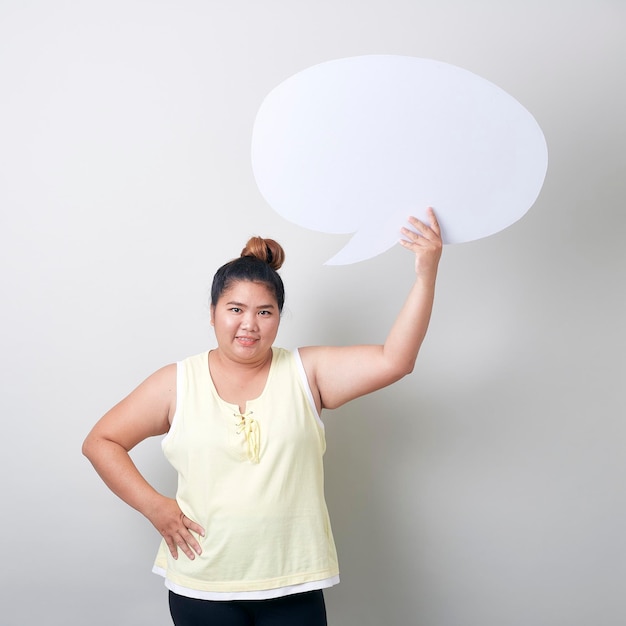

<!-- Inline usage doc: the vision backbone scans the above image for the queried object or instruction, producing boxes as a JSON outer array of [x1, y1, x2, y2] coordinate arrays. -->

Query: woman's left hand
[[399, 207, 443, 278]]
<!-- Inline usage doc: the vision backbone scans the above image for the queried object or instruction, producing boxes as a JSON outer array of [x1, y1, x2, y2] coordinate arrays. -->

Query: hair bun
[[240, 237, 285, 271]]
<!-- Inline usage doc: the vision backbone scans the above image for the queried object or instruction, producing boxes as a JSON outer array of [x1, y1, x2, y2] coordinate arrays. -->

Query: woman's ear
[[210, 304, 215, 326]]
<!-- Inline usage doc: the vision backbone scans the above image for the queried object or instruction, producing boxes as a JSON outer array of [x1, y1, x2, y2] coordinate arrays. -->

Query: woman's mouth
[[236, 336, 258, 346]]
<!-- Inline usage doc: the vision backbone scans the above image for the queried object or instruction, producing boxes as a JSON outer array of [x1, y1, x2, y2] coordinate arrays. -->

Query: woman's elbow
[[380, 362, 415, 389], [392, 358, 417, 380], [81, 434, 95, 460], [81, 430, 104, 462]]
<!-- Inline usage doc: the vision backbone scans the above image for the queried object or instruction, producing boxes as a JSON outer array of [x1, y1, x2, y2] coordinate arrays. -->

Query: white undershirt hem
[[153, 566, 339, 600]]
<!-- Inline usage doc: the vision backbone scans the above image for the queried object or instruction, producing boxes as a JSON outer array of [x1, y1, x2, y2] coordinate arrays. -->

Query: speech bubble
[[251, 55, 548, 265]]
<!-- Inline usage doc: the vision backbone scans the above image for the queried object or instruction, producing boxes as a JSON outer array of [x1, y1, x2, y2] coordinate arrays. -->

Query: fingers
[[167, 529, 201, 560], [399, 207, 442, 248], [404, 208, 440, 240], [183, 514, 206, 539], [164, 513, 205, 561], [426, 206, 441, 235], [399, 208, 443, 277]]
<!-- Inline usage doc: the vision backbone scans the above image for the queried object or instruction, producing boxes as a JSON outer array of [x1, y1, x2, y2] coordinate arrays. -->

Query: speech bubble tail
[[324, 227, 399, 265]]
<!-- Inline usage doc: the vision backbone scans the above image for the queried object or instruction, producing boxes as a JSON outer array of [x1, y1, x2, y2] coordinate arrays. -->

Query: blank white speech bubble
[[251, 55, 548, 265]]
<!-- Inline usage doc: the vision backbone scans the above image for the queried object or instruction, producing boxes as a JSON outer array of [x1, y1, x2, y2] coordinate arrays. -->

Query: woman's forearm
[[382, 271, 438, 376], [82, 436, 164, 520]]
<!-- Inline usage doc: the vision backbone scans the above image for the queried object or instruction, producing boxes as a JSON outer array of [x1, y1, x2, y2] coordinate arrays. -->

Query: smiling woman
[[209, 241, 284, 375], [209, 281, 280, 406], [81, 211, 442, 626]]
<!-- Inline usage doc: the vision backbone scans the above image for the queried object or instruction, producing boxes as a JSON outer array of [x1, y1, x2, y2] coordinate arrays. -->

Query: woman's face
[[211, 280, 280, 364]]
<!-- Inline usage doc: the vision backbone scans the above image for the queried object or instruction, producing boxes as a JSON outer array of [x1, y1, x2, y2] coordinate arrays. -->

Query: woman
[[82, 209, 442, 626]]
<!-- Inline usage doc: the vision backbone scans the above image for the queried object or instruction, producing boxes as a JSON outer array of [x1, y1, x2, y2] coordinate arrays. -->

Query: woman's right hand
[[148, 496, 205, 560]]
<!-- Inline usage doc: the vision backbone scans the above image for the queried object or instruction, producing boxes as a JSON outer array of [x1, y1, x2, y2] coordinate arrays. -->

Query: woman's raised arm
[[299, 208, 442, 411]]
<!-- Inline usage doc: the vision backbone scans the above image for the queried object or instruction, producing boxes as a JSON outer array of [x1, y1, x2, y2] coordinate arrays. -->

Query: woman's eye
[[230, 307, 241, 313], [259, 310, 271, 316]]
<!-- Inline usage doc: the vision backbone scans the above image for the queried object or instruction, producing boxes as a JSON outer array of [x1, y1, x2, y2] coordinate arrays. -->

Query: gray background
[[1, 1, 624, 625]]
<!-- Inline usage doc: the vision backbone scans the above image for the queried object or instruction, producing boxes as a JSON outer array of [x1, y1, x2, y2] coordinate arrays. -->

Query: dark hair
[[210, 237, 286, 311]]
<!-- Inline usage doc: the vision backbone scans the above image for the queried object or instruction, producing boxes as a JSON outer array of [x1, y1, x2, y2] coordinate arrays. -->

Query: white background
[[1, 1, 624, 625]]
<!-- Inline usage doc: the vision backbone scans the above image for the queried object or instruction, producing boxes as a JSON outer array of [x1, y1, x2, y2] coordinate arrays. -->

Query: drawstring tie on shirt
[[235, 412, 260, 463]]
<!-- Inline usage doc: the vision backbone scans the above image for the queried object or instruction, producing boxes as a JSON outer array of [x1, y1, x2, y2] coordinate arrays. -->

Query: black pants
[[169, 590, 327, 626]]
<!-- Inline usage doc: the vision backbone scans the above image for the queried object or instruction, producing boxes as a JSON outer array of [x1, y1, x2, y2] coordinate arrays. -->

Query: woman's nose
[[240, 312, 258, 330]]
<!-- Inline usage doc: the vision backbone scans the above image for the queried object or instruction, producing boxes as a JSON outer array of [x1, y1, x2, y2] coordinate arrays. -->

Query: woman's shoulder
[[273, 346, 311, 365], [181, 349, 210, 363]]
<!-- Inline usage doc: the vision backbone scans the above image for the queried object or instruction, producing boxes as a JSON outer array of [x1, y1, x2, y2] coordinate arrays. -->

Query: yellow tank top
[[153, 347, 339, 596]]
